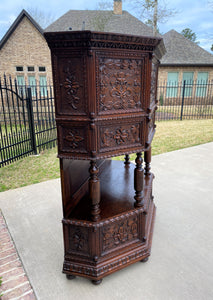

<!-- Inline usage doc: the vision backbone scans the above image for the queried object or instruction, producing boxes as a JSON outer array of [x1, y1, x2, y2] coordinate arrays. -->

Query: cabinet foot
[[92, 279, 102, 285], [141, 257, 149, 263], [66, 274, 76, 280]]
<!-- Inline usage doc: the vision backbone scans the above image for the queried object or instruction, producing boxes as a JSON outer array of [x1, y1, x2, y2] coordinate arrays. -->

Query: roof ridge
[[0, 9, 44, 50], [161, 28, 213, 65], [45, 9, 154, 37], [169, 29, 213, 56]]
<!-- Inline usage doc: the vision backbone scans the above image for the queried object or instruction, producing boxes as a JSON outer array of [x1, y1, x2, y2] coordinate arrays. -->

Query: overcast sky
[[0, 0, 212, 53]]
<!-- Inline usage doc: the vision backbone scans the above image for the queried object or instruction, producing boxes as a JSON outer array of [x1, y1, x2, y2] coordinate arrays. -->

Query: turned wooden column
[[134, 152, 144, 207], [144, 147, 151, 176], [89, 160, 101, 221], [124, 154, 130, 166]]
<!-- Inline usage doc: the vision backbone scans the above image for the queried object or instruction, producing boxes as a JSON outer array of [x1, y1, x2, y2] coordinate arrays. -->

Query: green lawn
[[157, 105, 213, 119], [0, 119, 213, 192]]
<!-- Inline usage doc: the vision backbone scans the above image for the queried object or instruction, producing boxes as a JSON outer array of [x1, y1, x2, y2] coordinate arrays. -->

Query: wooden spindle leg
[[89, 160, 101, 222], [124, 154, 130, 166], [144, 147, 151, 176], [134, 152, 144, 208]]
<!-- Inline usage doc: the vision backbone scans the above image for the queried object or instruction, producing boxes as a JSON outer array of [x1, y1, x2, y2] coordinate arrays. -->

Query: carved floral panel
[[57, 57, 86, 114], [102, 216, 138, 252], [59, 125, 87, 153], [100, 124, 141, 149], [97, 57, 143, 112]]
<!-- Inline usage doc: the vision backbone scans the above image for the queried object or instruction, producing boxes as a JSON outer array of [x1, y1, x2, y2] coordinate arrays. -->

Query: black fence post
[[27, 87, 37, 155], [180, 80, 186, 121]]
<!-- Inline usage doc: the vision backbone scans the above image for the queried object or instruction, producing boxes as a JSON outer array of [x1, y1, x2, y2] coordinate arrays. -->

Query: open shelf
[[62, 160, 153, 221]]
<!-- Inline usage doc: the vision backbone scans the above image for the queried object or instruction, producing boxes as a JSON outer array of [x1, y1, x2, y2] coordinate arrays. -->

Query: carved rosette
[[65, 129, 85, 149], [100, 124, 140, 149], [102, 217, 138, 252], [98, 58, 142, 112], [59, 126, 86, 153]]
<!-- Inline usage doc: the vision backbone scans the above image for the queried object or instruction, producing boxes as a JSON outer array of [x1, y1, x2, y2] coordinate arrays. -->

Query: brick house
[[159, 29, 213, 83], [0, 1, 153, 89], [158, 30, 213, 104], [1, 1, 213, 102], [0, 9, 52, 88]]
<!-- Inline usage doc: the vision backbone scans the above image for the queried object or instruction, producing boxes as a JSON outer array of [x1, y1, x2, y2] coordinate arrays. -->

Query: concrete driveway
[[0, 142, 213, 300]]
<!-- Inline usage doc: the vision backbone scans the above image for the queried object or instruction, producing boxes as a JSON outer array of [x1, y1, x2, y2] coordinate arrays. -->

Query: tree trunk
[[153, 0, 158, 36]]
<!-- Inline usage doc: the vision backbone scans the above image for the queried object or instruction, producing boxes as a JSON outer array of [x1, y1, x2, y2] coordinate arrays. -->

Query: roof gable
[[45, 10, 154, 37], [0, 9, 44, 50], [161, 29, 213, 66]]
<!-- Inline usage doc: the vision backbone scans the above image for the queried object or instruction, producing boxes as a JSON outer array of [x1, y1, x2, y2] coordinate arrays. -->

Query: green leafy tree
[[211, 44, 213, 52], [145, 18, 160, 34], [181, 28, 199, 44]]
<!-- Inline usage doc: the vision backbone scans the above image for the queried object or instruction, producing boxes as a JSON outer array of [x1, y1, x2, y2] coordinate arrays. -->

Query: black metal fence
[[0, 76, 56, 167], [1, 76, 213, 166], [156, 80, 213, 121]]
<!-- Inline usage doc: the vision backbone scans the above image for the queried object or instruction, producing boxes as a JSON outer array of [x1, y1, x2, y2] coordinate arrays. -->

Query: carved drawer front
[[58, 123, 88, 156], [101, 215, 139, 255], [96, 53, 147, 114], [54, 55, 87, 116], [99, 119, 146, 153]]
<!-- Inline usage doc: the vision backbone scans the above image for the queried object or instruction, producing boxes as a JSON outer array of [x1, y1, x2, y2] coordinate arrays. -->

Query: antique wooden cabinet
[[45, 31, 165, 284]]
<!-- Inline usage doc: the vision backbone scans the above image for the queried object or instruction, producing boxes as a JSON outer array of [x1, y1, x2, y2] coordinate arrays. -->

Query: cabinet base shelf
[[61, 160, 156, 282]]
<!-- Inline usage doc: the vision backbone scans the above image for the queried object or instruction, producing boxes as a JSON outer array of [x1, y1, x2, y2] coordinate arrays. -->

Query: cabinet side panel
[[52, 52, 88, 116]]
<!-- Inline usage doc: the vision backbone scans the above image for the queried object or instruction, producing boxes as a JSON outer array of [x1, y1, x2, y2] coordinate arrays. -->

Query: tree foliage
[[27, 7, 55, 29], [181, 28, 199, 44], [90, 1, 113, 31], [211, 44, 213, 52]]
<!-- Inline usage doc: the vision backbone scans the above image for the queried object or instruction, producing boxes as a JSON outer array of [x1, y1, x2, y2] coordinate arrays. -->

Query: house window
[[39, 76, 47, 97], [17, 75, 25, 95], [27, 66, 35, 72], [28, 76, 36, 97], [16, 66, 24, 72], [182, 72, 194, 97], [196, 72, 208, 97], [39, 66, 46, 72], [17, 75, 24, 85], [166, 72, 179, 98]]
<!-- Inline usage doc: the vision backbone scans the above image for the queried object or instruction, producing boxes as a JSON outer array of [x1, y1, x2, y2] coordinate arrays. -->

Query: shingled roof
[[161, 29, 213, 66], [45, 10, 154, 37]]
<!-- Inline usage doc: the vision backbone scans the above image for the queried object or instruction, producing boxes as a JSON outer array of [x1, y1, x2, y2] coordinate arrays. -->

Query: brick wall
[[0, 16, 52, 84], [0, 211, 36, 299]]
